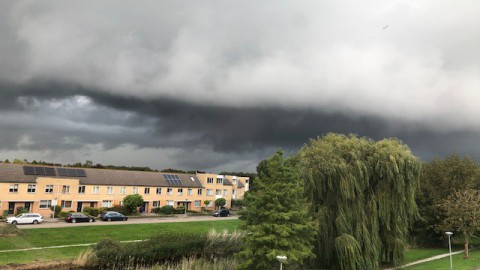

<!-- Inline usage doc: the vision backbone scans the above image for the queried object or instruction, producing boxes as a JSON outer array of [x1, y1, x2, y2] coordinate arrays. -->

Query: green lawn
[[0, 219, 242, 265], [403, 248, 453, 264], [404, 249, 480, 270]]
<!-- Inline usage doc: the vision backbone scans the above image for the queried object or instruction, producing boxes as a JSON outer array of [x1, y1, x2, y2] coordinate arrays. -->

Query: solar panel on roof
[[44, 167, 56, 176], [57, 168, 68, 176], [76, 169, 86, 177], [34, 167, 46, 175], [23, 166, 35, 175], [175, 179, 182, 186]]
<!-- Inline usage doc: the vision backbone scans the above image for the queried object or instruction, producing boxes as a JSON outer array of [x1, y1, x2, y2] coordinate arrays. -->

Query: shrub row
[[80, 230, 245, 269]]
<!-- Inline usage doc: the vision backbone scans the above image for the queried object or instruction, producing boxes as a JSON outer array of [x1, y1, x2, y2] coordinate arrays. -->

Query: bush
[[123, 194, 144, 214], [98, 207, 107, 215], [174, 206, 185, 214], [78, 230, 245, 269], [58, 211, 68, 218], [49, 205, 62, 216], [232, 199, 244, 208], [112, 205, 130, 215], [83, 207, 100, 217], [215, 198, 226, 209], [160, 205, 174, 215], [90, 232, 207, 268], [16, 207, 28, 215]]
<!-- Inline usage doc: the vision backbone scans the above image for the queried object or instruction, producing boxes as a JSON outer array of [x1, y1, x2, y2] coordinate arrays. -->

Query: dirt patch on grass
[[1, 260, 78, 270], [0, 223, 23, 237]]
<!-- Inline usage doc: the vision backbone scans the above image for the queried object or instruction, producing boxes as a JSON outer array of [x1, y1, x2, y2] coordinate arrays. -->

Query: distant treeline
[[0, 159, 255, 177]]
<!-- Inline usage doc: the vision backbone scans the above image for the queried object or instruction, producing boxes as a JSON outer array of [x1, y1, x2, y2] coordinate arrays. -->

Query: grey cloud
[[1, 1, 480, 171]]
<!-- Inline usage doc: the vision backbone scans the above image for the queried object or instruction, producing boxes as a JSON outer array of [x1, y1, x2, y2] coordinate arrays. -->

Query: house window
[[62, 185, 70, 194], [216, 178, 223, 184], [153, 201, 160, 208], [206, 200, 213, 207], [206, 189, 213, 196], [9, 184, 18, 193], [187, 188, 193, 196], [233, 179, 238, 185], [133, 187, 139, 194], [119, 200, 124, 206], [178, 188, 183, 195], [120, 186, 126, 194], [144, 187, 150, 195], [39, 200, 52, 209], [78, 186, 86, 194], [216, 189, 222, 195], [27, 184, 36, 193], [107, 186, 113, 194], [194, 200, 201, 207], [232, 190, 236, 195], [197, 189, 202, 195], [93, 186, 99, 194], [167, 200, 174, 206], [102, 201, 113, 208], [156, 187, 162, 195], [207, 177, 214, 184], [167, 188, 173, 195], [61, 200, 72, 208], [45, 185, 53, 193], [223, 189, 228, 195]]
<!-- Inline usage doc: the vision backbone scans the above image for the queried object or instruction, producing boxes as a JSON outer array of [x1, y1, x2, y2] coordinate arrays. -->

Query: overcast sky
[[1, 1, 479, 172]]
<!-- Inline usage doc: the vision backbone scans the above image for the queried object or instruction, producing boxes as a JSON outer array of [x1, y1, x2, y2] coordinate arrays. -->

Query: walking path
[[0, 240, 144, 253], [384, 249, 465, 269]]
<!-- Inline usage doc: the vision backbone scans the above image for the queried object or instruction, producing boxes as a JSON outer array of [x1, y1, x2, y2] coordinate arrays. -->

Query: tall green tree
[[414, 154, 480, 244], [122, 194, 144, 214], [437, 189, 480, 258], [299, 133, 421, 270], [215, 198, 226, 209], [238, 150, 316, 270]]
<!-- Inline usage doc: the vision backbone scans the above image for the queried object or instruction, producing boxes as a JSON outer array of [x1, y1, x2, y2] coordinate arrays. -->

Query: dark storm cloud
[[1, 1, 480, 171]]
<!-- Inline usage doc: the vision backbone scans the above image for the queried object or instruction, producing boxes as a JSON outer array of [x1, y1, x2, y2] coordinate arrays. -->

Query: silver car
[[6, 213, 43, 225]]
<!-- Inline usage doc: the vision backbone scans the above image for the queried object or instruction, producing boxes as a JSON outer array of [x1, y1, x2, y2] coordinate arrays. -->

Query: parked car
[[101, 211, 128, 221], [6, 213, 43, 225], [65, 213, 95, 223], [213, 209, 230, 217]]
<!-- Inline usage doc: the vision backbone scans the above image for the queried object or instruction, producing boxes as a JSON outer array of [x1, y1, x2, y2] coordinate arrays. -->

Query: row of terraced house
[[0, 163, 249, 216]]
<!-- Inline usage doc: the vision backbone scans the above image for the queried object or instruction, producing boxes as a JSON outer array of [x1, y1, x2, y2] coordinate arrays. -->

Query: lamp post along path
[[276, 255, 287, 270], [445, 231, 453, 270]]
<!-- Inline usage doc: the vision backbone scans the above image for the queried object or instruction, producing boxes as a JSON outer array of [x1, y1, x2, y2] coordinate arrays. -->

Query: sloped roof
[[0, 163, 203, 188], [223, 178, 233, 186]]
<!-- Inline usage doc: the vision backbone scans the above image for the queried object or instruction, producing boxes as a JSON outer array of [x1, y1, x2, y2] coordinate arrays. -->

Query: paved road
[[17, 215, 238, 229]]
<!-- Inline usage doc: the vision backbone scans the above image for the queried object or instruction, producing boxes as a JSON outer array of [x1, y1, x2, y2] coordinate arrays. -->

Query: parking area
[[16, 215, 238, 229]]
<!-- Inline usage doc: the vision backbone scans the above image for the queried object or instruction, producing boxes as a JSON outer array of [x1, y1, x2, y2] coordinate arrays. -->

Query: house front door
[[8, 202, 15, 215], [24, 202, 31, 212], [77, 202, 83, 212]]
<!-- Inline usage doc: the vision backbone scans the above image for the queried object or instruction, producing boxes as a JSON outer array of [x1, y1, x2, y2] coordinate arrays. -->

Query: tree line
[[239, 133, 480, 270]]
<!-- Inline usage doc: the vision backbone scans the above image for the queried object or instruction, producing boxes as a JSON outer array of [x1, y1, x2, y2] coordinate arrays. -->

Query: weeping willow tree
[[299, 133, 421, 270]]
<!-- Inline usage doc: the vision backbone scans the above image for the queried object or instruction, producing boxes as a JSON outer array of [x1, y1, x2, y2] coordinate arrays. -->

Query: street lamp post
[[445, 231, 453, 270], [276, 255, 287, 270]]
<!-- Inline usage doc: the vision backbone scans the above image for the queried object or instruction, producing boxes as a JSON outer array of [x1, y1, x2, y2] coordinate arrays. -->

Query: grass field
[[0, 219, 242, 265], [404, 248, 480, 270], [403, 248, 453, 264]]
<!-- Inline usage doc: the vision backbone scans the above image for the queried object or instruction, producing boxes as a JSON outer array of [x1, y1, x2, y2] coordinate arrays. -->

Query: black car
[[101, 211, 128, 221], [213, 209, 230, 217], [65, 213, 95, 223]]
